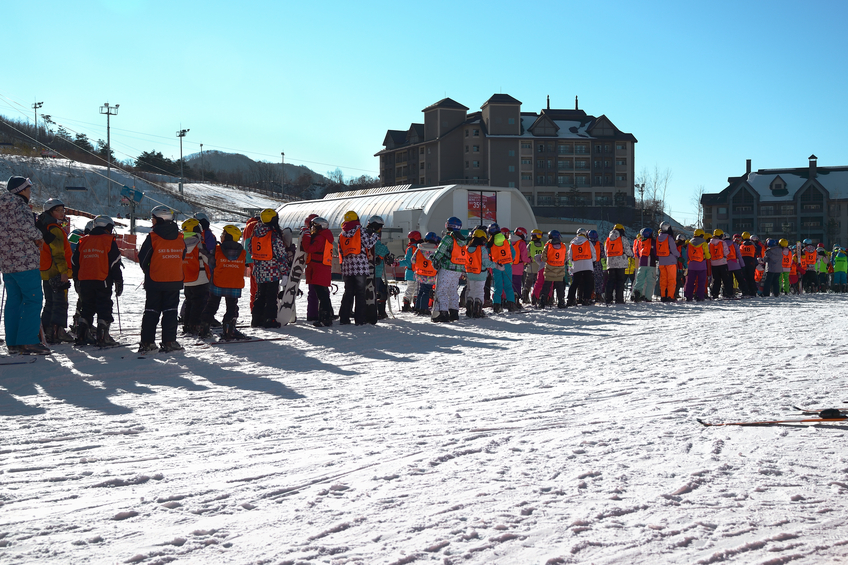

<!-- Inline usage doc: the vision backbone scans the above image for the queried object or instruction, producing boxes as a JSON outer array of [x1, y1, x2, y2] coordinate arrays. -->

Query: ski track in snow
[[2, 259, 848, 564]]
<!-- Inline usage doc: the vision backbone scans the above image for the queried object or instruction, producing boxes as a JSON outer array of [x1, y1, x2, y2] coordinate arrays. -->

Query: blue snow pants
[[3, 269, 44, 346], [491, 266, 515, 304]]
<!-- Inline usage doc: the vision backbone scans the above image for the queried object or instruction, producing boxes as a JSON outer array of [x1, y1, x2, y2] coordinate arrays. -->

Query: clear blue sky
[[3, 0, 847, 225]]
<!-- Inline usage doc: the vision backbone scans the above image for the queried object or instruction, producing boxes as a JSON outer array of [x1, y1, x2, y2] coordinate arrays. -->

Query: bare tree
[[692, 185, 706, 229]]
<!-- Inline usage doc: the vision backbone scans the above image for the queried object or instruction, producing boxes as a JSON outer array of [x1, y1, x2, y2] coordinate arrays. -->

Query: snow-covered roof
[[745, 169, 848, 201]]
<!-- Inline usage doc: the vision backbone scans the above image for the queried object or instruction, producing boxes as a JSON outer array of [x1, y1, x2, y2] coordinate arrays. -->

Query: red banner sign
[[468, 192, 497, 223]]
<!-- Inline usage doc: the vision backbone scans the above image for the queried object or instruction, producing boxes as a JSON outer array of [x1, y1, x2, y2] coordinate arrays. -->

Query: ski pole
[[116, 295, 122, 334]]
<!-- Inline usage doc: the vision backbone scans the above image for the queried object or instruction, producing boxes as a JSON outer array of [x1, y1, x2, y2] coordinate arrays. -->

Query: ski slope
[[1, 255, 847, 564]]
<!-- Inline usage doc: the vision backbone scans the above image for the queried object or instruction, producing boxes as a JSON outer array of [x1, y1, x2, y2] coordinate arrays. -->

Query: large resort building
[[375, 95, 638, 217], [701, 156, 848, 247]]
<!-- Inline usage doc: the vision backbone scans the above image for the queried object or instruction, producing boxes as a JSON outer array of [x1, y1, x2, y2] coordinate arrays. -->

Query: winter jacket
[[374, 239, 390, 279], [541, 241, 567, 282], [138, 220, 186, 292], [37, 213, 72, 281], [685, 237, 710, 271], [302, 227, 334, 287], [250, 223, 289, 283], [397, 244, 418, 281], [635, 236, 658, 267], [183, 232, 211, 287], [566, 235, 596, 273], [71, 225, 123, 285], [604, 230, 633, 270], [656, 233, 680, 266], [526, 239, 545, 275], [726, 240, 743, 271], [764, 246, 784, 273], [338, 223, 379, 277], [833, 251, 847, 272], [465, 244, 495, 282], [510, 237, 530, 276], [432, 232, 467, 273], [708, 237, 729, 267], [207, 240, 245, 283], [0, 190, 43, 274]]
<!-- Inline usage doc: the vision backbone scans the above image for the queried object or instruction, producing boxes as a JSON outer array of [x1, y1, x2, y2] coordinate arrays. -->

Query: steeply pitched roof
[[482, 94, 522, 106], [422, 98, 469, 112]]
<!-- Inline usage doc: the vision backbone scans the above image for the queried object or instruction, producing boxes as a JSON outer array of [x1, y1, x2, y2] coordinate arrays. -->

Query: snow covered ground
[[2, 250, 848, 564]]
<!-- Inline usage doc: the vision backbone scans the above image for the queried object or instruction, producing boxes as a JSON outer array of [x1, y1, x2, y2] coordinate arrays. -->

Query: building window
[[595, 176, 603, 185], [508, 150, 515, 157], [557, 175, 570, 186], [605, 144, 611, 153], [419, 147, 424, 154], [616, 159, 626, 166], [576, 144, 588, 154], [473, 145, 480, 152], [472, 161, 480, 168], [508, 165, 515, 172], [576, 160, 588, 170], [547, 160, 553, 169], [802, 203, 822, 212], [558, 144, 572, 154], [537, 159, 545, 168], [521, 158, 532, 165], [508, 181, 515, 187], [781, 205, 795, 215], [508, 118, 515, 124], [604, 161, 611, 168], [537, 144, 545, 153], [465, 145, 469, 153], [465, 130, 469, 137], [594, 160, 602, 168], [595, 145, 602, 153], [537, 175, 545, 185], [760, 205, 774, 215], [521, 174, 532, 180], [576, 176, 588, 186], [521, 142, 531, 149], [465, 161, 469, 168], [604, 176, 612, 185], [473, 129, 480, 137], [734, 205, 752, 213], [616, 143, 626, 151], [420, 163, 424, 170]]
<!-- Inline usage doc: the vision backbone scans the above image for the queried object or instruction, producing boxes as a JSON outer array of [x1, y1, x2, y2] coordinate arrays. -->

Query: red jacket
[[302, 228, 334, 287]]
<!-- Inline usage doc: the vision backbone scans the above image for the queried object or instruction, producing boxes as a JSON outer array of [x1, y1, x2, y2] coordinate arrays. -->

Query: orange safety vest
[[77, 234, 113, 281], [782, 249, 793, 269], [790, 260, 798, 276], [804, 249, 816, 269], [709, 240, 725, 260], [656, 237, 670, 257], [571, 240, 592, 261], [465, 246, 483, 274], [450, 239, 468, 265], [308, 239, 334, 267], [592, 241, 602, 261], [413, 250, 437, 277], [546, 243, 566, 266], [491, 240, 512, 265], [149, 232, 185, 283], [754, 266, 764, 282], [511, 241, 523, 265], [252, 231, 273, 261], [726, 243, 738, 261], [39, 221, 72, 272], [338, 230, 362, 259], [605, 237, 623, 257], [639, 238, 652, 257], [688, 243, 705, 262], [740, 242, 756, 258], [213, 247, 246, 289], [183, 245, 209, 283]]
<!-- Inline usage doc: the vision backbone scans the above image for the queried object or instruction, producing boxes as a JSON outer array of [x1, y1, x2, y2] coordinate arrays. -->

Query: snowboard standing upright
[[277, 237, 308, 325], [365, 248, 378, 324]]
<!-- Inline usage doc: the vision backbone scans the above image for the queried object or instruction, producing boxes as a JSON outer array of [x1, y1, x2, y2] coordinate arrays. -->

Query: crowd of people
[[2, 174, 846, 356]]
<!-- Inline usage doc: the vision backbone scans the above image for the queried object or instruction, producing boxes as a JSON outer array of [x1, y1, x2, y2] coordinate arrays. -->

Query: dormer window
[[774, 183, 783, 190]]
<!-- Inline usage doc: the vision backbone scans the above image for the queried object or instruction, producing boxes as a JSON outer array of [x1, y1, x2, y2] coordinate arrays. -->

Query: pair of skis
[[698, 405, 847, 427]]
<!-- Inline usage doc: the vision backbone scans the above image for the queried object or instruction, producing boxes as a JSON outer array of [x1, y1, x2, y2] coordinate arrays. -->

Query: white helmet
[[93, 215, 114, 229], [151, 205, 173, 221]]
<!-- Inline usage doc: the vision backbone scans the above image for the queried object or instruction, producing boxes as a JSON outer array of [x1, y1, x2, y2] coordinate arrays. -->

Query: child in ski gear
[[201, 225, 248, 340], [464, 228, 495, 317], [299, 214, 320, 321], [763, 239, 784, 297], [587, 229, 605, 301], [522, 229, 545, 304], [431, 217, 467, 322], [510, 227, 530, 306], [604, 224, 633, 304], [655, 222, 680, 302], [250, 208, 289, 328], [632, 227, 658, 302], [566, 228, 597, 306], [138, 206, 185, 353], [708, 229, 733, 298], [37, 198, 74, 344], [412, 232, 439, 315], [180, 218, 211, 336], [487, 223, 516, 313], [337, 211, 379, 325], [725, 233, 748, 297], [397, 230, 423, 312], [301, 216, 335, 327], [739, 232, 758, 296], [243, 215, 260, 311], [72, 215, 123, 346], [368, 216, 391, 320], [683, 229, 710, 301], [193, 211, 218, 254], [540, 230, 568, 307]]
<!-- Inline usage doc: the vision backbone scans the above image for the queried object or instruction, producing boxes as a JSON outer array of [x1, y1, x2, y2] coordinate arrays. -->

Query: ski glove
[[495, 264, 505, 271], [114, 280, 123, 297]]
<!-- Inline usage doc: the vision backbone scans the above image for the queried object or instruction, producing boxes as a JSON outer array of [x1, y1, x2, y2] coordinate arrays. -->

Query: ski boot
[[492, 303, 503, 314], [52, 325, 75, 344], [449, 309, 459, 321], [402, 299, 412, 312], [20, 343, 51, 355], [474, 298, 486, 318], [74, 320, 96, 346], [433, 311, 451, 323], [96, 321, 119, 347], [197, 323, 212, 339], [159, 341, 184, 353], [465, 300, 474, 318], [210, 318, 223, 328], [222, 321, 249, 340], [505, 301, 517, 312], [138, 342, 159, 354]]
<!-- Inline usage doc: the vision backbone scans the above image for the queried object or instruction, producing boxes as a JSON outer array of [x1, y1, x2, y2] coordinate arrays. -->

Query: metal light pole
[[32, 101, 43, 145], [200, 143, 204, 182], [636, 183, 645, 227], [176, 128, 189, 194], [100, 102, 119, 207], [281, 152, 285, 192]]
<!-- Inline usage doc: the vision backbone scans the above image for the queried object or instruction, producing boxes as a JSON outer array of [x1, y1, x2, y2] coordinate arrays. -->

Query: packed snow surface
[[1, 258, 848, 564]]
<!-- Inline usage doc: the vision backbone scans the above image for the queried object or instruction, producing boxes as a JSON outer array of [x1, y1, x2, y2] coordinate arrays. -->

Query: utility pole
[[176, 128, 189, 194], [281, 152, 285, 193], [32, 101, 43, 145], [636, 183, 645, 227], [200, 143, 204, 182], [100, 102, 119, 207]]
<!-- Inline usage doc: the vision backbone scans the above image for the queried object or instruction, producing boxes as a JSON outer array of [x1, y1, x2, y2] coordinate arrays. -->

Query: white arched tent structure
[[275, 184, 538, 255]]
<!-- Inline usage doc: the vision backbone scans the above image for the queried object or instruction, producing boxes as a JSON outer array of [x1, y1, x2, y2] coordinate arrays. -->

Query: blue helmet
[[766, 238, 778, 248], [487, 222, 500, 235], [424, 231, 439, 244], [445, 216, 462, 231], [803, 238, 813, 245], [548, 230, 561, 241], [640, 227, 653, 239], [587, 229, 599, 242]]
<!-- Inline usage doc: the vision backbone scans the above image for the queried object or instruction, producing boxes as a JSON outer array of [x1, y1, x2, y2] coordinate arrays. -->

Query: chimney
[[546, 95, 550, 110], [575, 95, 579, 110], [809, 154, 818, 180], [746, 159, 751, 176]]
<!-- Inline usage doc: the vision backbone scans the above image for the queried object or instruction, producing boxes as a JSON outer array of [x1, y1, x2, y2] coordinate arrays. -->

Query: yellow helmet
[[260, 208, 278, 224], [693, 229, 705, 238], [741, 231, 751, 240], [530, 229, 543, 239], [472, 228, 488, 239], [181, 218, 200, 232], [713, 228, 724, 237], [223, 224, 242, 242], [614, 223, 624, 231], [343, 211, 359, 223], [779, 238, 789, 248]]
